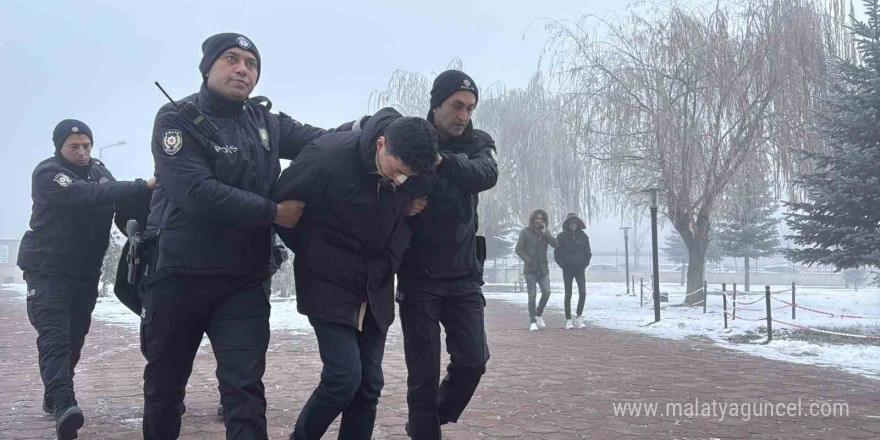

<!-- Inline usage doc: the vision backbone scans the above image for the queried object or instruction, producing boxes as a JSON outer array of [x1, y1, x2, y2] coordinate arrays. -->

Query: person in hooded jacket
[[18, 119, 155, 440], [553, 213, 592, 329], [140, 33, 326, 440], [395, 70, 498, 440], [272, 109, 439, 440], [515, 209, 558, 331]]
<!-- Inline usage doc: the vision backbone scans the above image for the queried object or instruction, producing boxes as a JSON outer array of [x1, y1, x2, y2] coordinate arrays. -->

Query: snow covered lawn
[[91, 295, 312, 335], [483, 282, 880, 380], [5, 282, 877, 380], [1, 283, 312, 335]]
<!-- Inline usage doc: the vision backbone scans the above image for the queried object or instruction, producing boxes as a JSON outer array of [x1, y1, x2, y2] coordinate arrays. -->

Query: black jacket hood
[[562, 213, 586, 230], [358, 107, 403, 175]]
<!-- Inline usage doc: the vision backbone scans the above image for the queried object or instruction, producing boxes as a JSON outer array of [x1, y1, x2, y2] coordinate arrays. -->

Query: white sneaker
[[536, 316, 546, 329], [565, 319, 573, 330], [576, 317, 587, 329], [529, 322, 539, 331]]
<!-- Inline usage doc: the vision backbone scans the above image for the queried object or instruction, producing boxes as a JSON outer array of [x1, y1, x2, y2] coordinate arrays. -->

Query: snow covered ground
[[1, 283, 312, 335], [483, 282, 880, 380], [5, 282, 878, 380], [91, 294, 313, 335]]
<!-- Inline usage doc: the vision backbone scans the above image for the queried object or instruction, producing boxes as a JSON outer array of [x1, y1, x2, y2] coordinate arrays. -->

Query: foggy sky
[[0, 1, 864, 253]]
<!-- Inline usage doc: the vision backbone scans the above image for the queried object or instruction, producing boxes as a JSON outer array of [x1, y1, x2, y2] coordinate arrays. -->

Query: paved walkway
[[0, 285, 878, 439]]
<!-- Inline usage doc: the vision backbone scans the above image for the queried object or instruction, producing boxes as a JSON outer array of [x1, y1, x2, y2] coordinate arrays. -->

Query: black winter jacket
[[18, 155, 150, 280], [554, 215, 592, 272], [554, 230, 592, 271], [397, 121, 498, 291], [272, 108, 413, 333], [146, 84, 324, 276]]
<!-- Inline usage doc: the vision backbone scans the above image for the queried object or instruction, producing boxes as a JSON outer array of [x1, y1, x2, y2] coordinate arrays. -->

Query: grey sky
[[0, 0, 867, 252], [0, 0, 626, 240]]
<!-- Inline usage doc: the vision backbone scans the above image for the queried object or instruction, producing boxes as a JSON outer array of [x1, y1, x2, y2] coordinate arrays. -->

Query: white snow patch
[[90, 295, 312, 335], [3, 284, 312, 335], [1, 283, 28, 295], [484, 282, 880, 380]]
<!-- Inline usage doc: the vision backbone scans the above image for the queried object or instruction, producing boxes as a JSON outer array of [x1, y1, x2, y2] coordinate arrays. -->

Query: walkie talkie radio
[[154, 82, 218, 139]]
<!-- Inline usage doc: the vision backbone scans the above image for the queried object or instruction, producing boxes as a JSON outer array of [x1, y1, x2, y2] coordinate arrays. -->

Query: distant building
[[0, 238, 23, 284]]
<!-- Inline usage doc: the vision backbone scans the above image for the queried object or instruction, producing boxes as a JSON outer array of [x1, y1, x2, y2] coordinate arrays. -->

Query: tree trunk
[[680, 263, 686, 286], [685, 243, 707, 304], [744, 257, 750, 292]]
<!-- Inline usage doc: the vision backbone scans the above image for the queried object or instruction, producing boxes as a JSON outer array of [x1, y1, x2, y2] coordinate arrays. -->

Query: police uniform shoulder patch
[[53, 173, 72, 188], [162, 129, 183, 155], [99, 176, 109, 184], [259, 127, 270, 151]]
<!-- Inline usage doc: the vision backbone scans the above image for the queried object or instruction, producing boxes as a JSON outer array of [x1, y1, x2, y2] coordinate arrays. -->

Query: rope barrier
[[686, 287, 705, 297], [737, 296, 766, 306], [770, 296, 880, 320], [772, 319, 880, 340], [724, 312, 767, 322], [735, 305, 765, 312]]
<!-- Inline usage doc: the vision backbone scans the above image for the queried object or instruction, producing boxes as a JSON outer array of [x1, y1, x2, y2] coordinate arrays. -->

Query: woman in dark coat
[[553, 213, 592, 329]]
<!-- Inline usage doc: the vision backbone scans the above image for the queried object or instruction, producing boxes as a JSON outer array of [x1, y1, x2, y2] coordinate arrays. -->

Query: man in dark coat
[[140, 33, 326, 440], [272, 109, 439, 440], [554, 213, 592, 329], [515, 209, 558, 330], [395, 70, 498, 440], [18, 119, 154, 440]]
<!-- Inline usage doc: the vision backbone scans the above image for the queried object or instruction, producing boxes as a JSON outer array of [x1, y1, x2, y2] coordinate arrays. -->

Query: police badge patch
[[236, 36, 252, 49], [259, 127, 270, 151], [99, 177, 109, 184], [53, 173, 72, 188], [461, 79, 475, 92], [162, 129, 183, 155]]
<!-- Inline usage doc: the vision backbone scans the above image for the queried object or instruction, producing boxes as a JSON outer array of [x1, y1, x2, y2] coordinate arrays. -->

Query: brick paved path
[[1, 285, 878, 439]]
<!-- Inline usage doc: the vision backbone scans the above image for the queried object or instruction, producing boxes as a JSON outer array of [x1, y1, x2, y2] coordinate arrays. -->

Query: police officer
[[18, 119, 155, 440], [141, 33, 325, 440], [272, 109, 438, 440], [397, 70, 499, 439]]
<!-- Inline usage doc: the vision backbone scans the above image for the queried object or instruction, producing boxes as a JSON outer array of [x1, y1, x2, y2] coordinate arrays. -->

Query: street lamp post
[[98, 141, 127, 160], [642, 188, 666, 322], [620, 227, 632, 295]]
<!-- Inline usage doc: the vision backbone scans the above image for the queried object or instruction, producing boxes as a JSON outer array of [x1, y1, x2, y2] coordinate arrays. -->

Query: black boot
[[44, 398, 77, 415], [54, 400, 84, 440]]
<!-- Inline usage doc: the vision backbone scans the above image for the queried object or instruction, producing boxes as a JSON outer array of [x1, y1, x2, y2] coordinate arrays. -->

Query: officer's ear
[[376, 136, 386, 154]]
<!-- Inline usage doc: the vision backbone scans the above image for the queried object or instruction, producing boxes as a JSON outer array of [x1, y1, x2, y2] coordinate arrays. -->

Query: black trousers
[[562, 268, 586, 319], [140, 272, 270, 440], [291, 307, 386, 440], [25, 272, 98, 408], [398, 285, 489, 440]]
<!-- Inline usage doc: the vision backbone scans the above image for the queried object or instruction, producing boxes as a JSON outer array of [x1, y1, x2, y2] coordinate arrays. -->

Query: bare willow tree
[[476, 73, 592, 230], [369, 58, 462, 117], [371, 65, 595, 255], [545, 0, 847, 302]]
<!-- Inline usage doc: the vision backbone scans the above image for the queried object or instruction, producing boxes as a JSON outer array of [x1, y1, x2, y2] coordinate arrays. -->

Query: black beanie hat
[[198, 33, 261, 84], [428, 70, 478, 121], [52, 119, 93, 152]]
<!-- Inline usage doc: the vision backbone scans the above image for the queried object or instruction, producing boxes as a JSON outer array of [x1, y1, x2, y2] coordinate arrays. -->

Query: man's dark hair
[[384, 117, 439, 174]]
